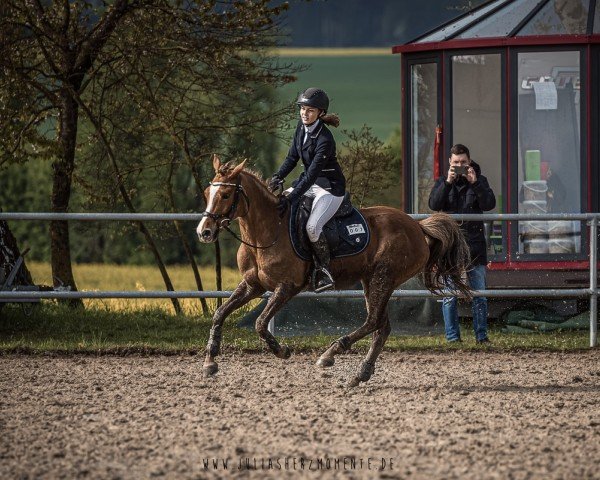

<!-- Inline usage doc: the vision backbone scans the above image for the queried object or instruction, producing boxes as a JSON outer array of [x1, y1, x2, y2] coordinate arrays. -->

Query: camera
[[452, 165, 468, 176]]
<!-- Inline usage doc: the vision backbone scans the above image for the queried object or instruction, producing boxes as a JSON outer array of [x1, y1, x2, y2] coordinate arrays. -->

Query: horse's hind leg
[[204, 279, 265, 376], [348, 312, 391, 387], [317, 277, 393, 385], [255, 283, 298, 359]]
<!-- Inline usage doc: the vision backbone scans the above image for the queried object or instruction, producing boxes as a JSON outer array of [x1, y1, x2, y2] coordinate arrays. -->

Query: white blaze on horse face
[[197, 184, 220, 241]]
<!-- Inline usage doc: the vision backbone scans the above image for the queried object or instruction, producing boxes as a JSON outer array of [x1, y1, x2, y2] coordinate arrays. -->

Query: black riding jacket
[[428, 160, 496, 265], [276, 120, 346, 204]]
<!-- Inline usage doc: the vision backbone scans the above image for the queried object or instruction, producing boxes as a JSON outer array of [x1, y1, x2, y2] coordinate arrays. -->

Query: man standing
[[428, 144, 496, 343]]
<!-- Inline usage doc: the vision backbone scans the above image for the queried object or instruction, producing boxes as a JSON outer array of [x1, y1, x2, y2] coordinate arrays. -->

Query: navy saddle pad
[[289, 193, 370, 261]]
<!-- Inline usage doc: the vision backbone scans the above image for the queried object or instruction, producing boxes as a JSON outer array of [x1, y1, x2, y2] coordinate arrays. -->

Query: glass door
[[512, 49, 585, 260], [449, 51, 505, 260], [406, 56, 440, 214]]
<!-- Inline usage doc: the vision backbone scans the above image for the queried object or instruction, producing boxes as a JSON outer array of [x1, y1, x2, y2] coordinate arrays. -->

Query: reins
[[202, 177, 282, 249]]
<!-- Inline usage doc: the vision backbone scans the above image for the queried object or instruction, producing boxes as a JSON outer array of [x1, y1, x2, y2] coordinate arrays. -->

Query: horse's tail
[[418, 212, 472, 298]]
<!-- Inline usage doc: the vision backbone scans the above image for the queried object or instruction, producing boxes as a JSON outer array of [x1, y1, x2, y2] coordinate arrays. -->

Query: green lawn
[[2, 262, 590, 353], [0, 303, 590, 354], [26, 261, 244, 315]]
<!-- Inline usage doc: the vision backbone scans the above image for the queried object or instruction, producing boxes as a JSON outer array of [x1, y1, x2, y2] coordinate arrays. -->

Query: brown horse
[[197, 155, 471, 386]]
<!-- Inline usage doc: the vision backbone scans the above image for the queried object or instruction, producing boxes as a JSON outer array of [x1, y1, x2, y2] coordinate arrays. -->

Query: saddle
[[288, 192, 370, 261]]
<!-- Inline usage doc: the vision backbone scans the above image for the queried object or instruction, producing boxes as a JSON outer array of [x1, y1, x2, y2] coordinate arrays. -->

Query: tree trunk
[[51, 93, 82, 307], [69, 88, 182, 315], [178, 229, 210, 316], [165, 150, 209, 316], [135, 222, 183, 315]]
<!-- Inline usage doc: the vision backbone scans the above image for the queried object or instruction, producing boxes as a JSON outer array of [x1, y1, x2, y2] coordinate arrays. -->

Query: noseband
[[201, 177, 280, 249]]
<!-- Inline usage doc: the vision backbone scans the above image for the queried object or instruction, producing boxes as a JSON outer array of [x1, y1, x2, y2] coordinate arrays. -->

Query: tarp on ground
[[238, 277, 444, 337], [502, 305, 590, 333]]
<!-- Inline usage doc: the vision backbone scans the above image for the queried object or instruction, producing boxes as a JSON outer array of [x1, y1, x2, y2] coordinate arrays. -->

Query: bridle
[[202, 178, 249, 225], [201, 177, 280, 249]]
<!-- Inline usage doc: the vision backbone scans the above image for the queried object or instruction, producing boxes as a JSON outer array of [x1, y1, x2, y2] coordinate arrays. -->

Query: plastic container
[[525, 150, 541, 181], [547, 220, 576, 236], [523, 180, 548, 201], [520, 220, 548, 238], [521, 200, 547, 214], [548, 238, 576, 254], [523, 237, 549, 254]]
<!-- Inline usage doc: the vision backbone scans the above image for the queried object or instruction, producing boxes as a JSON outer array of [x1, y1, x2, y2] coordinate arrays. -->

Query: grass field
[[26, 261, 244, 315], [0, 302, 589, 354], [0, 262, 591, 353], [276, 48, 401, 145]]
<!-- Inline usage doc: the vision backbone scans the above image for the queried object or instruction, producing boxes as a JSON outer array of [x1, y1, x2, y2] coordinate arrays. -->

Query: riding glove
[[268, 174, 283, 193], [277, 196, 290, 217]]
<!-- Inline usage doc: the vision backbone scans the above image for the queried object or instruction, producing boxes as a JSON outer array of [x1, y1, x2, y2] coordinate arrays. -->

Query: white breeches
[[287, 185, 344, 242]]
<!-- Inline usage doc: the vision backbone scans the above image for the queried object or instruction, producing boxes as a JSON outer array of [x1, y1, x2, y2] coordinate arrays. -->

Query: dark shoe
[[476, 338, 491, 344], [310, 233, 335, 292]]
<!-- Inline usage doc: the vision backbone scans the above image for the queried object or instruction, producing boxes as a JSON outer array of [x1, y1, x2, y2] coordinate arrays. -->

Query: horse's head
[[197, 154, 248, 243]]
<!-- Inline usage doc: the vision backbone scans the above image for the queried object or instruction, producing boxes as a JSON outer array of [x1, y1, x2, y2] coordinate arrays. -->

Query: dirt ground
[[1, 350, 599, 479]]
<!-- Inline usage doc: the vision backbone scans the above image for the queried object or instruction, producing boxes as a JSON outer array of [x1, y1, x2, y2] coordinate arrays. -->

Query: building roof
[[393, 0, 600, 53]]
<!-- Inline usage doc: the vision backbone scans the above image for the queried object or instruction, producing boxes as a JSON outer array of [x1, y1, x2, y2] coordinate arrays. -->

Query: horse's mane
[[217, 161, 274, 195], [241, 168, 266, 185]]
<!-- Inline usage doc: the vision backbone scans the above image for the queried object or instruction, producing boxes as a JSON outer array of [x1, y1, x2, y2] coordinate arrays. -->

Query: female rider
[[268, 87, 346, 292]]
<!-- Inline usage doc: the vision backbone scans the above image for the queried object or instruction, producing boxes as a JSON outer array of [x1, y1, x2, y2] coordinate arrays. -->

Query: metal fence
[[0, 212, 598, 347]]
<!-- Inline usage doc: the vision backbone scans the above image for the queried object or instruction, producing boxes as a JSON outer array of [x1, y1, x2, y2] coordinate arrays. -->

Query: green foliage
[[0, 159, 52, 261], [338, 126, 399, 208], [382, 126, 403, 208], [0, 1, 301, 270]]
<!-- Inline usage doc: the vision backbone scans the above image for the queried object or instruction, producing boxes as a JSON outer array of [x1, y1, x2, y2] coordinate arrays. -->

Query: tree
[[337, 126, 398, 208], [0, 1, 297, 309], [1, 1, 147, 305]]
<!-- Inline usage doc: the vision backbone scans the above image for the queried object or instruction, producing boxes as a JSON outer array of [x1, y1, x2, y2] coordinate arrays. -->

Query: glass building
[[393, 0, 599, 289]]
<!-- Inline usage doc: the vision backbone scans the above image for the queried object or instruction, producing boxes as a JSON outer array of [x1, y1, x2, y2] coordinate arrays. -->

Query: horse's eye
[[222, 193, 230, 200]]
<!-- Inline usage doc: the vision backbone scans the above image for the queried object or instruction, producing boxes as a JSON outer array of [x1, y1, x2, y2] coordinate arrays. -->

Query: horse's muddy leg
[[204, 280, 264, 377], [316, 280, 373, 368], [255, 284, 297, 359], [317, 276, 393, 386], [315, 335, 351, 368], [347, 313, 391, 387]]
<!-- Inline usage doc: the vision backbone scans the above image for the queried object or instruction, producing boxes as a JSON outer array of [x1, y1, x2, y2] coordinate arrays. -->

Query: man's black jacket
[[276, 120, 346, 204], [428, 160, 496, 265]]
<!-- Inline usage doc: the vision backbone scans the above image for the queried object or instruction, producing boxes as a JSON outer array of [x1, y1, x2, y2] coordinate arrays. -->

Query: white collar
[[303, 119, 321, 134]]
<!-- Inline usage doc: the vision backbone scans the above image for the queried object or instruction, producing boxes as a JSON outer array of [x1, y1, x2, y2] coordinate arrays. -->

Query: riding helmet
[[296, 88, 329, 113]]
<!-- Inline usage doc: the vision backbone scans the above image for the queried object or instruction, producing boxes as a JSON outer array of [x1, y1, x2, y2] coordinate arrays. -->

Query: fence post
[[590, 217, 598, 348]]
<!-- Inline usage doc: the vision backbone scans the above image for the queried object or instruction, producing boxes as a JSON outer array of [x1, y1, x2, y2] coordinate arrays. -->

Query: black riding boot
[[310, 233, 335, 292]]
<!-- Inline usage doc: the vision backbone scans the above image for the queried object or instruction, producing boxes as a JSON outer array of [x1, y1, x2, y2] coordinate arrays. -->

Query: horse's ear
[[212, 154, 221, 173], [230, 159, 247, 177]]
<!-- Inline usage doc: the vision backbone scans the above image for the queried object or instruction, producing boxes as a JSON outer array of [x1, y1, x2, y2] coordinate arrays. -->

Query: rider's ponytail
[[321, 113, 340, 128]]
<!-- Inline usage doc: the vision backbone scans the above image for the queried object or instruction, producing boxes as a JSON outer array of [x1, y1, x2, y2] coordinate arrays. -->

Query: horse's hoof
[[357, 361, 375, 382], [203, 362, 218, 377], [276, 345, 291, 359], [316, 356, 335, 368]]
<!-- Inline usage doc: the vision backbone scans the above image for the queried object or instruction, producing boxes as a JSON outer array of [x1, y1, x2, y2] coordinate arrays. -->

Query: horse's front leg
[[255, 283, 298, 359], [204, 279, 265, 376]]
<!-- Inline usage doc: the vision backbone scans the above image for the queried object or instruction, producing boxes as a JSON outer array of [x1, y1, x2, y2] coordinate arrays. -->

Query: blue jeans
[[442, 265, 488, 342]]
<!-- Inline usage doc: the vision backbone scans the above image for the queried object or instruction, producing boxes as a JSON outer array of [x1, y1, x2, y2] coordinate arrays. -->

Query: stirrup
[[313, 267, 334, 293]]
